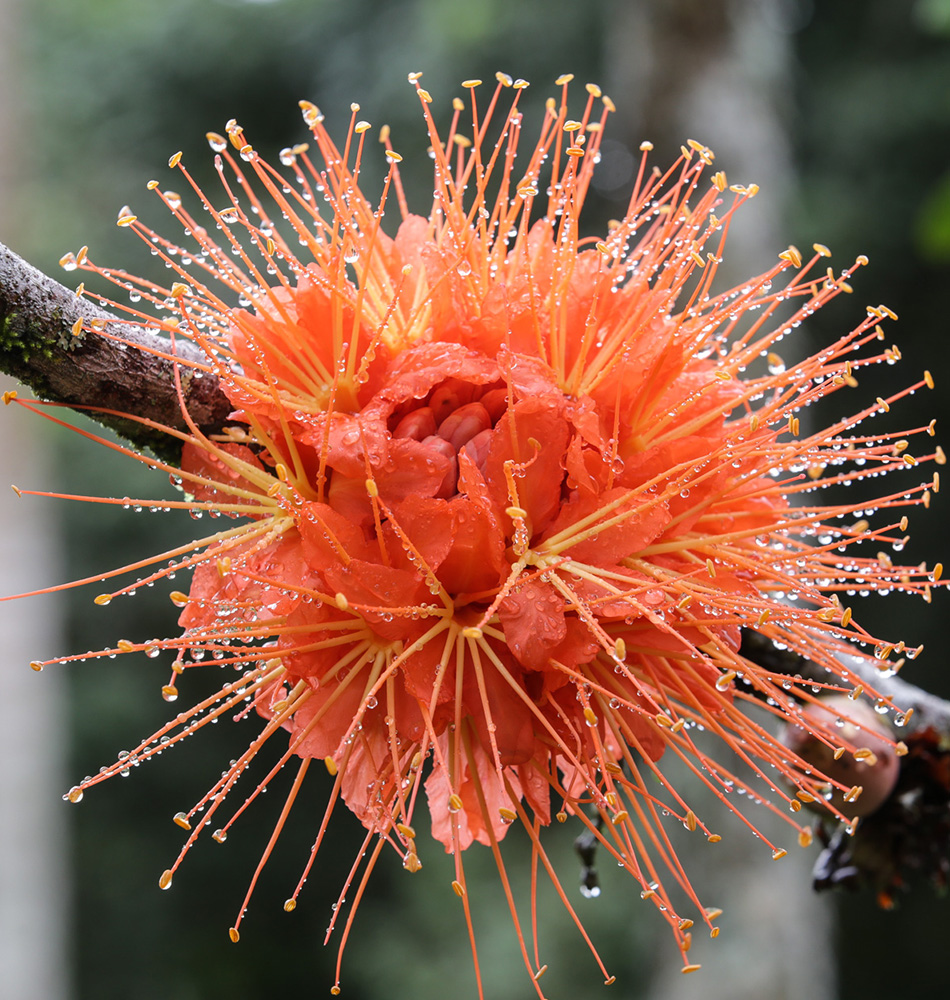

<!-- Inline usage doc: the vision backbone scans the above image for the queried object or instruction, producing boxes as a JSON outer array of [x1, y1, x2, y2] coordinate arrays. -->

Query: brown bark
[[0, 241, 232, 464]]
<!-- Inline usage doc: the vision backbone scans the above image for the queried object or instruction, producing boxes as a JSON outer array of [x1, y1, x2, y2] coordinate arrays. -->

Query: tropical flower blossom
[[17, 72, 944, 994]]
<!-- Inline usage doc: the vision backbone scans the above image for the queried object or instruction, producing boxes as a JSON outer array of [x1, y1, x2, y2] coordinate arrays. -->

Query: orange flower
[[23, 73, 942, 994]]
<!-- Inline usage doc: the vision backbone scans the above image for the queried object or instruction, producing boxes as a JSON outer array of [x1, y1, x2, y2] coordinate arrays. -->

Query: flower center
[[390, 377, 508, 497]]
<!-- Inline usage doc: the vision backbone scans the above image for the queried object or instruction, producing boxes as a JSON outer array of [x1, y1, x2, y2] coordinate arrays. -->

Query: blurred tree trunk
[[605, 3, 836, 998], [0, 0, 71, 997]]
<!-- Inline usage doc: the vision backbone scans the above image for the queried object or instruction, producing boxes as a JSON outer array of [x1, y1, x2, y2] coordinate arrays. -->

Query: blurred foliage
[[11, 0, 950, 997]]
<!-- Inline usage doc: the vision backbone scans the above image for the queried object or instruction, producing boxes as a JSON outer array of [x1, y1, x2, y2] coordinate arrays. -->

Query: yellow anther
[[639, 140, 654, 151], [462, 78, 482, 88], [354, 120, 371, 134], [833, 747, 846, 761], [396, 823, 416, 839], [715, 671, 736, 692], [334, 592, 349, 611], [283, 898, 297, 912], [117, 639, 135, 653], [555, 73, 574, 85], [853, 748, 878, 764], [798, 827, 813, 848], [462, 626, 483, 640], [94, 593, 112, 606], [417, 89, 433, 103], [229, 927, 240, 943], [451, 880, 465, 897], [168, 151, 182, 168], [584, 706, 598, 726], [324, 756, 338, 776], [925, 369, 935, 389], [158, 870, 173, 890], [779, 246, 803, 267], [499, 807, 517, 822], [385, 149, 403, 162], [813, 243, 831, 257], [173, 811, 191, 830], [161, 685, 179, 702], [707, 834, 722, 843]]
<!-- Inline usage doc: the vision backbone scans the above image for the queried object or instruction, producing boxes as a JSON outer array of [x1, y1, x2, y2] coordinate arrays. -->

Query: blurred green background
[[3, 0, 950, 998]]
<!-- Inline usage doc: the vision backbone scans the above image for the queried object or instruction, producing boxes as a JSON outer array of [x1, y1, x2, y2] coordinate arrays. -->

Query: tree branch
[[740, 631, 950, 897], [0, 241, 232, 464]]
